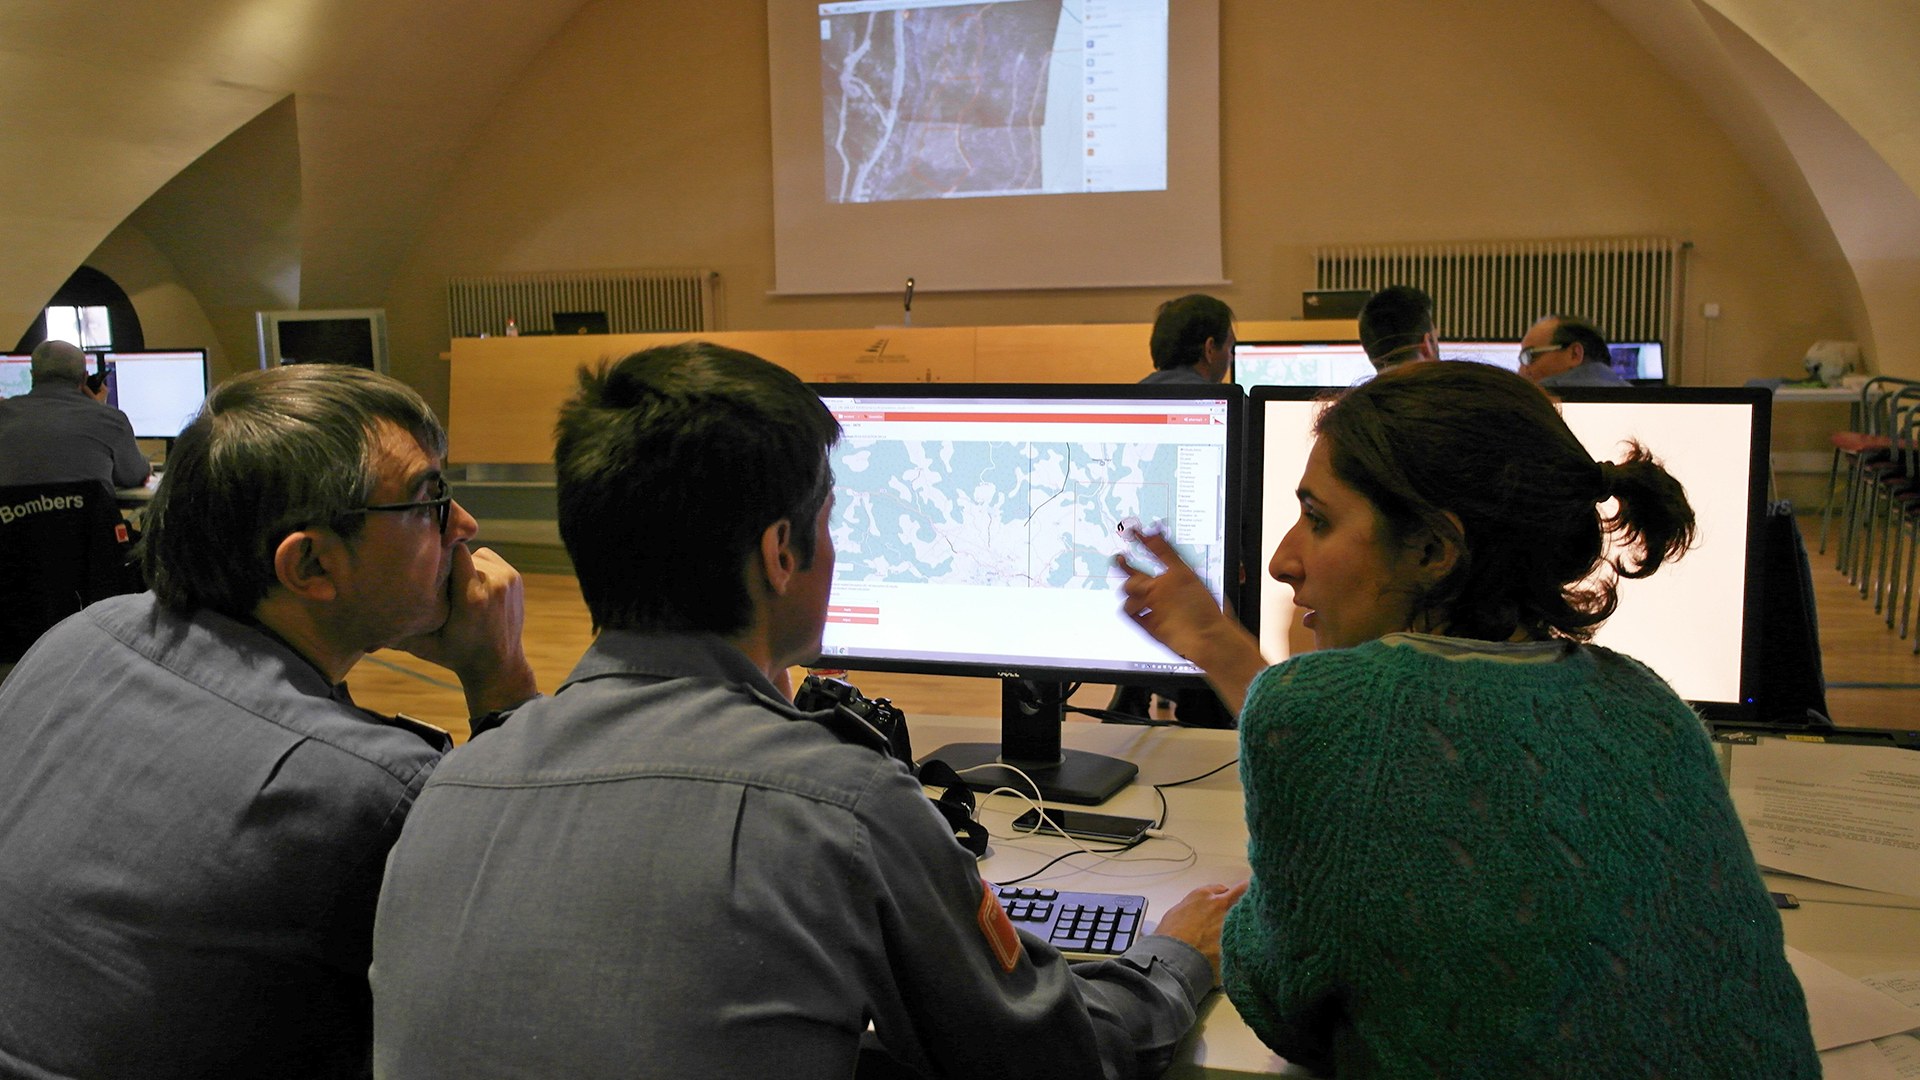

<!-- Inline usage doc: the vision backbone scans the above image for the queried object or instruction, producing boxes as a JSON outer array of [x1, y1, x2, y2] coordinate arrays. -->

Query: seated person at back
[[1114, 362, 1817, 1077], [1520, 314, 1630, 387], [372, 341, 1243, 1079], [1140, 293, 1235, 384], [1119, 292, 1237, 725], [0, 339, 150, 489], [1357, 285, 1439, 373]]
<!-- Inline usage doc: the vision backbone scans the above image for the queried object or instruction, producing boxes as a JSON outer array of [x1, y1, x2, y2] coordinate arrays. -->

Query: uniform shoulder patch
[[976, 879, 1021, 973]]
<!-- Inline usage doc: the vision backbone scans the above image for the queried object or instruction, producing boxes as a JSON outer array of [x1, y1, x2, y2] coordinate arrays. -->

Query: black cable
[[1147, 757, 1240, 831]]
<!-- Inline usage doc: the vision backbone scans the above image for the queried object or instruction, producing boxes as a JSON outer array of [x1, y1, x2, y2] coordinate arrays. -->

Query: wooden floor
[[349, 517, 1920, 742]]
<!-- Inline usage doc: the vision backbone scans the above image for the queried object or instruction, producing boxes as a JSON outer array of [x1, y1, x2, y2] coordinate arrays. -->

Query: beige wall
[[384, 0, 1857, 418], [84, 225, 233, 379]]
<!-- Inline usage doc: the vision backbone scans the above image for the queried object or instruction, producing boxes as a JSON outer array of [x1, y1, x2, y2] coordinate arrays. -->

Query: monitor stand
[[919, 678, 1137, 805]]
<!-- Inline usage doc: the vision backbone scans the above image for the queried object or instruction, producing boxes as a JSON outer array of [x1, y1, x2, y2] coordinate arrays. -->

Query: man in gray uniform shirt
[[372, 341, 1243, 1079], [0, 364, 538, 1078], [0, 339, 150, 488]]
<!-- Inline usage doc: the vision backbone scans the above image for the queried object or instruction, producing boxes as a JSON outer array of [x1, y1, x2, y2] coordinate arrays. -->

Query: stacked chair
[[1818, 377, 1920, 645]]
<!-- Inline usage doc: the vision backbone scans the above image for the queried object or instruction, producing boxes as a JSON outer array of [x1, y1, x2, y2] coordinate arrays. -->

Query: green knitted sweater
[[1221, 634, 1819, 1078]]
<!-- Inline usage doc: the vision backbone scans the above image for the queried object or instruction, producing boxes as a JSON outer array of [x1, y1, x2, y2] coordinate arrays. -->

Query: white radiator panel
[[1316, 238, 1686, 348], [447, 269, 717, 339]]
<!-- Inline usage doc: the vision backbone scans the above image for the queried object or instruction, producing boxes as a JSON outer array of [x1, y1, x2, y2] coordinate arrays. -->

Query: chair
[[0, 480, 145, 663], [1855, 386, 1920, 610], [1818, 376, 1918, 571]]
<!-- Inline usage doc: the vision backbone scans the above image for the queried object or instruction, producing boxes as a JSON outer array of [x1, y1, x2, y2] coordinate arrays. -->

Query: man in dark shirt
[[1357, 285, 1441, 373], [0, 339, 151, 488], [1140, 293, 1236, 384], [0, 364, 539, 1078]]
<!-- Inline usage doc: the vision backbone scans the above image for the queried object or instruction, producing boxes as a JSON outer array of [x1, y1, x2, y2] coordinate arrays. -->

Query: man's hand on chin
[[397, 544, 539, 716]]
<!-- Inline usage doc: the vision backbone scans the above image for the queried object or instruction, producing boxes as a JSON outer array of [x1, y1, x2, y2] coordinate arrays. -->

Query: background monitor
[[1301, 289, 1372, 319], [814, 382, 1243, 803], [1247, 385, 1770, 721], [98, 349, 209, 439], [1233, 341, 1374, 390], [1437, 340, 1521, 372], [0, 354, 31, 398], [1611, 341, 1666, 382], [552, 310, 609, 335], [257, 308, 389, 374]]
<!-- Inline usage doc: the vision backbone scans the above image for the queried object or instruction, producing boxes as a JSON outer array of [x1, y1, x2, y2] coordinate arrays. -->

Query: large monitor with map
[[814, 383, 1243, 802], [1247, 385, 1771, 721]]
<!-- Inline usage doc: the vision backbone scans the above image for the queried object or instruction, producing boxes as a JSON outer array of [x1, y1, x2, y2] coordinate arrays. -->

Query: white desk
[[915, 715, 1920, 1077]]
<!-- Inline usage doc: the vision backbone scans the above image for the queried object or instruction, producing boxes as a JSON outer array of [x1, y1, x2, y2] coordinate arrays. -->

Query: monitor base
[[919, 742, 1137, 806]]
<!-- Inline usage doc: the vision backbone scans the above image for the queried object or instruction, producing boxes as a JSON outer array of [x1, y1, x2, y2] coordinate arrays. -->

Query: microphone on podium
[[903, 277, 915, 327]]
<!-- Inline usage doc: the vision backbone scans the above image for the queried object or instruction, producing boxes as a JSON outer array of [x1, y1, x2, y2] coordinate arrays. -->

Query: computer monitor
[[1437, 341, 1521, 372], [1610, 341, 1666, 382], [551, 310, 610, 335], [0, 354, 31, 398], [813, 383, 1244, 804], [1233, 341, 1374, 391], [1247, 385, 1770, 721], [98, 350, 210, 439]]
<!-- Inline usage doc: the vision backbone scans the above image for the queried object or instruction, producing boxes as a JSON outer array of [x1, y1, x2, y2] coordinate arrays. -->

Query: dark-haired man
[[1519, 314, 1630, 387], [0, 339, 150, 488], [0, 364, 537, 1078], [1142, 293, 1235, 384], [1357, 284, 1440, 373], [372, 341, 1241, 1079]]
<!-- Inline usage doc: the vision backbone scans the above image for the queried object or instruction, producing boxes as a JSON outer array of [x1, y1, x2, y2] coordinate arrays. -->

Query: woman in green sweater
[[1116, 362, 1817, 1078]]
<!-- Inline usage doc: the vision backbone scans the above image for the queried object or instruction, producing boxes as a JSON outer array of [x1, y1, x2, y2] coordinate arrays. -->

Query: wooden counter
[[446, 320, 1355, 464]]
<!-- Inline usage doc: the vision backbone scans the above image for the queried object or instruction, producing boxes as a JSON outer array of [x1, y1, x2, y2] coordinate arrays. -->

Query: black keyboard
[[994, 885, 1147, 960]]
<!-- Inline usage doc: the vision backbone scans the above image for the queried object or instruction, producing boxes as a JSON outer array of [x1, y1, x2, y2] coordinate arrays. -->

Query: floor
[[348, 516, 1920, 743]]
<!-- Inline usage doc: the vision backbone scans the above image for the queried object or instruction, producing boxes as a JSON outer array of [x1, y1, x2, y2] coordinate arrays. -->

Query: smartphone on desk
[[1012, 808, 1153, 844]]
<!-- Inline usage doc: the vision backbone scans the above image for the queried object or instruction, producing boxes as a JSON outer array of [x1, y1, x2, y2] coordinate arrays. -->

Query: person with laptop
[[371, 341, 1242, 1079], [1140, 292, 1235, 384], [0, 364, 539, 1078], [0, 339, 150, 489], [1519, 313, 1631, 387], [1356, 284, 1440, 373], [1113, 362, 1818, 1076]]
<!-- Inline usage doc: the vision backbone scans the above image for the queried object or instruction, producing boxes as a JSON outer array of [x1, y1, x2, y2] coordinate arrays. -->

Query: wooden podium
[[447, 319, 1355, 464]]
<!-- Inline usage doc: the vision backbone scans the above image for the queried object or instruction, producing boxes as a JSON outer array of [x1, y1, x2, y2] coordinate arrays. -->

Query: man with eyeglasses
[[1518, 314, 1630, 388], [0, 364, 538, 1078]]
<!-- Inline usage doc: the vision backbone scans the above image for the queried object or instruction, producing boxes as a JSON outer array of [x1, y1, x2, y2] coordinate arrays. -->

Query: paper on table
[[1869, 1033, 1920, 1078], [1824, 1039, 1907, 1080], [1820, 1037, 1912, 1076], [1867, 972, 1920, 1010], [1729, 739, 1920, 897], [1789, 947, 1920, 1051]]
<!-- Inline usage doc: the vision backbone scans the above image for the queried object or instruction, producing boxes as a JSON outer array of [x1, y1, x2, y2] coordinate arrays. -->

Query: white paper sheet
[[1789, 947, 1920, 1050], [1825, 1039, 1908, 1080], [1867, 972, 1920, 1010], [1729, 739, 1920, 897]]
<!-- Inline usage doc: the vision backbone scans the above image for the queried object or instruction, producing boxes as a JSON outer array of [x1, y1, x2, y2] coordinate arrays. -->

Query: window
[[43, 305, 113, 350]]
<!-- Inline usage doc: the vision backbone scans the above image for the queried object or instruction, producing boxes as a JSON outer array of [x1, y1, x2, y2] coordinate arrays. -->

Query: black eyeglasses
[[344, 476, 454, 536], [1517, 343, 1565, 366]]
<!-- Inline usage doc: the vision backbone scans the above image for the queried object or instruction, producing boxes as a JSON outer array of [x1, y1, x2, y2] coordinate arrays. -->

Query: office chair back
[[0, 480, 144, 662]]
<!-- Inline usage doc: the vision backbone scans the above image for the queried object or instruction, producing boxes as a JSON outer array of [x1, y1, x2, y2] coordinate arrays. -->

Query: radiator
[[446, 269, 718, 339], [1315, 237, 1687, 351]]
